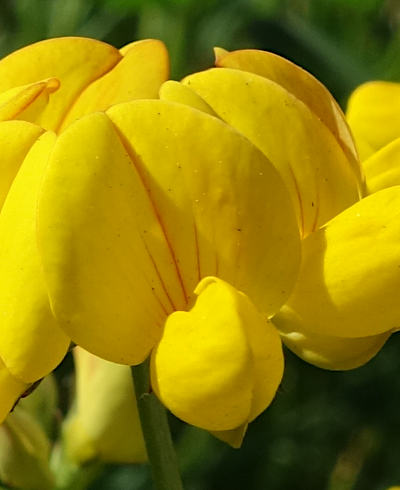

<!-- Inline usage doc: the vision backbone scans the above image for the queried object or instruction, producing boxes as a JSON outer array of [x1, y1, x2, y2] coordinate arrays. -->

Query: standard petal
[[362, 137, 400, 194], [0, 359, 29, 424], [0, 37, 122, 131], [183, 68, 362, 237], [159, 80, 217, 116], [151, 277, 283, 431], [215, 48, 360, 175], [38, 112, 175, 365], [281, 186, 400, 338], [0, 120, 44, 211], [0, 79, 59, 123], [107, 99, 300, 316], [60, 39, 169, 130], [347, 81, 400, 160], [273, 311, 390, 370], [0, 131, 69, 382]]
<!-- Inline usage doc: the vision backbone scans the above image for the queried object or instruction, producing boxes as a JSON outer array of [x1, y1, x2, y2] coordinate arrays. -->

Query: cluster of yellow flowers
[[0, 37, 399, 451]]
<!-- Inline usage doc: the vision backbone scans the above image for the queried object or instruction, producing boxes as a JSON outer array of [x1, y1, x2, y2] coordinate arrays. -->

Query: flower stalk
[[131, 360, 184, 490]]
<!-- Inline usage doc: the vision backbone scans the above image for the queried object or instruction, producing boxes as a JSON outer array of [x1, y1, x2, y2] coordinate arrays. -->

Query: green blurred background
[[1, 0, 400, 489]]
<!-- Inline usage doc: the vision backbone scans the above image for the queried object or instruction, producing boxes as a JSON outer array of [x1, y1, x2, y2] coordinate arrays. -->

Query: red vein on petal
[[112, 123, 189, 307]]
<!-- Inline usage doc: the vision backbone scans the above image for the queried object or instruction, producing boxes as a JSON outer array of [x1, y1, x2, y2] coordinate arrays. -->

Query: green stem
[[131, 360, 184, 490]]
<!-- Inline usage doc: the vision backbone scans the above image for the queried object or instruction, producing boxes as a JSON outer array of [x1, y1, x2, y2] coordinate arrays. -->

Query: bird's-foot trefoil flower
[[37, 97, 300, 440]]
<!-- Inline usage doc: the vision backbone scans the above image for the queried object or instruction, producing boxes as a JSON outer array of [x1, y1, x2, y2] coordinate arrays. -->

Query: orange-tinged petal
[[347, 81, 400, 161], [183, 68, 362, 237], [273, 311, 390, 370], [0, 37, 121, 131], [0, 120, 44, 211], [60, 39, 169, 130], [0, 131, 69, 382], [215, 48, 360, 177]]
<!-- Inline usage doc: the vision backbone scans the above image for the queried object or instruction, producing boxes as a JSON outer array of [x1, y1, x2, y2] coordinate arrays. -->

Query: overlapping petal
[[182, 68, 362, 237], [0, 131, 69, 382], [362, 137, 400, 194], [273, 311, 390, 370], [214, 48, 360, 175], [278, 186, 400, 339], [38, 99, 300, 365]]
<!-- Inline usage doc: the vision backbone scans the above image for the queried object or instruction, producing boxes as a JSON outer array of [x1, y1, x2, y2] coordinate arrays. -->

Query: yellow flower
[[164, 48, 398, 370], [0, 37, 169, 422], [63, 347, 146, 464], [37, 96, 300, 441]]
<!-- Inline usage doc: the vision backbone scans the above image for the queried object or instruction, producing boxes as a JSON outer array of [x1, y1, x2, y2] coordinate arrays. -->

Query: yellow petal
[[282, 186, 400, 338], [0, 131, 69, 382], [273, 311, 390, 370], [107, 99, 300, 316], [0, 37, 122, 131], [0, 358, 29, 424], [60, 39, 169, 130], [0, 120, 44, 211], [0, 78, 59, 123], [38, 113, 171, 365], [64, 347, 146, 464], [215, 48, 360, 176], [347, 81, 400, 160], [159, 80, 217, 116], [362, 137, 400, 194], [150, 277, 284, 431], [183, 68, 362, 237]]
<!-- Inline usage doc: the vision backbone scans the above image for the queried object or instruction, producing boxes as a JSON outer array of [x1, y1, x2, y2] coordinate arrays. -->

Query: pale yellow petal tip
[[211, 423, 248, 448], [193, 275, 219, 296], [213, 47, 229, 65]]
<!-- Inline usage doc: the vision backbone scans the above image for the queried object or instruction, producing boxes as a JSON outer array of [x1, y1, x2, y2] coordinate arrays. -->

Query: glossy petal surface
[[184, 68, 362, 237], [0, 37, 121, 131], [347, 81, 400, 160], [215, 48, 360, 175], [151, 277, 284, 431], [0, 132, 69, 382], [282, 186, 400, 338], [273, 312, 390, 370], [60, 39, 169, 130]]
